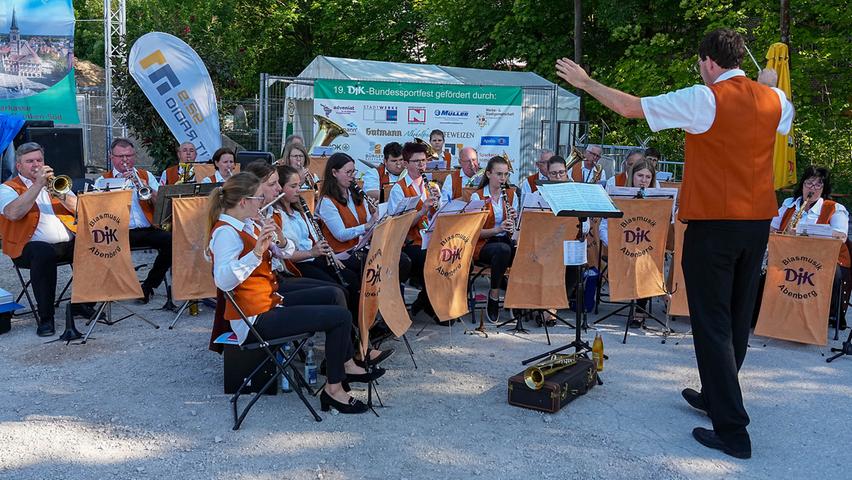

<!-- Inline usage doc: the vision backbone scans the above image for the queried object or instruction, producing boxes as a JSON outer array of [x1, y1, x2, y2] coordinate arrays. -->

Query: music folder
[[537, 182, 623, 219], [154, 183, 220, 226]]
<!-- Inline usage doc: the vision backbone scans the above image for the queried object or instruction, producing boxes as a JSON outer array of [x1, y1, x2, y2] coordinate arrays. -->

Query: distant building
[[0, 8, 52, 78]]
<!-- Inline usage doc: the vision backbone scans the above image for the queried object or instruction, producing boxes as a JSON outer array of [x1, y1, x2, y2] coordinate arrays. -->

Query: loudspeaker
[[26, 127, 85, 179], [236, 150, 274, 170], [12, 120, 54, 149]]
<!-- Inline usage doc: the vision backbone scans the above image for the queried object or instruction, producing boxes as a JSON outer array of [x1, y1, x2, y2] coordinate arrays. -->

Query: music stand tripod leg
[[80, 302, 109, 344], [169, 300, 191, 329], [826, 326, 852, 363], [402, 334, 418, 369]]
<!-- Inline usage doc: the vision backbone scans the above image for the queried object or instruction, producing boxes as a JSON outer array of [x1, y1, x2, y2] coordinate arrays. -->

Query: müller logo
[[88, 213, 122, 259], [436, 233, 470, 278], [619, 216, 655, 258], [777, 255, 822, 300]]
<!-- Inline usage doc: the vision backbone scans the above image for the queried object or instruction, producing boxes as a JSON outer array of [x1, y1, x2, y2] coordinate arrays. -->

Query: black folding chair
[[222, 290, 322, 430], [13, 262, 72, 324]]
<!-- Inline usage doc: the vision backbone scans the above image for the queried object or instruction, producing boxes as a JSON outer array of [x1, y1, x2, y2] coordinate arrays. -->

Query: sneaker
[[486, 296, 500, 324]]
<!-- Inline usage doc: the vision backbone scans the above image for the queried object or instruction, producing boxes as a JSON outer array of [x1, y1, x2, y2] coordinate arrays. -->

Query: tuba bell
[[309, 114, 349, 155], [47, 174, 72, 197], [414, 137, 439, 160], [523, 353, 578, 390]]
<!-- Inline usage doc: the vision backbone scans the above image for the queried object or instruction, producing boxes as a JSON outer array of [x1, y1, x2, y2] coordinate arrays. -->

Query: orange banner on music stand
[[504, 211, 578, 309], [171, 197, 215, 301], [358, 211, 415, 355], [72, 190, 143, 303], [298, 190, 316, 213], [607, 198, 673, 302], [424, 211, 487, 321], [667, 220, 690, 317], [754, 234, 840, 345]]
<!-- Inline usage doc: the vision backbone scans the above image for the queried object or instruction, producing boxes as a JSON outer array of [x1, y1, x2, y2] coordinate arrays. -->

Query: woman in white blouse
[[201, 148, 236, 184]]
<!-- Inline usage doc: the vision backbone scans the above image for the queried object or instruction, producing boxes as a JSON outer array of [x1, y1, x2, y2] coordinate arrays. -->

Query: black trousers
[[682, 220, 769, 445], [478, 236, 515, 289], [129, 227, 172, 290], [277, 275, 347, 307], [12, 240, 74, 322]]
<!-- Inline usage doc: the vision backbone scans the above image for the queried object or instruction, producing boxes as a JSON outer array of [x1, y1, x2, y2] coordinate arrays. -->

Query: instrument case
[[507, 357, 597, 413]]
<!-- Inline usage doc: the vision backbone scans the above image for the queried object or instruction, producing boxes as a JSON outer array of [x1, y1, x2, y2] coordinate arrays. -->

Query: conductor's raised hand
[[556, 58, 591, 89]]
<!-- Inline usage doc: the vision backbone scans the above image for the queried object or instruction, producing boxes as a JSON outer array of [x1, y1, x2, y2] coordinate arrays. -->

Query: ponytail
[[204, 172, 261, 247]]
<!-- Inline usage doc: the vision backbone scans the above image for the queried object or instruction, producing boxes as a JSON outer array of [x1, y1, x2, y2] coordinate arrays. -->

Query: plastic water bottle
[[304, 341, 318, 385], [280, 344, 292, 393]]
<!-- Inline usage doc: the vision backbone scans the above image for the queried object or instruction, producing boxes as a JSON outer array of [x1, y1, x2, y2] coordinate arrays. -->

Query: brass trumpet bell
[[48, 174, 72, 197], [523, 354, 578, 390], [309, 114, 349, 155]]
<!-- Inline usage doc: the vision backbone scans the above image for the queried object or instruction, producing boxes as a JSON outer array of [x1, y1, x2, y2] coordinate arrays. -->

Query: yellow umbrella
[[765, 42, 796, 190]]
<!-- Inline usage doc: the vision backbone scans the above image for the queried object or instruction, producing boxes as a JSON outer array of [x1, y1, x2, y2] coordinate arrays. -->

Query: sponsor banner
[[72, 191, 143, 303], [423, 211, 487, 321], [754, 234, 841, 345], [0, 1, 78, 122], [129, 32, 221, 160], [314, 79, 522, 176], [607, 198, 673, 302]]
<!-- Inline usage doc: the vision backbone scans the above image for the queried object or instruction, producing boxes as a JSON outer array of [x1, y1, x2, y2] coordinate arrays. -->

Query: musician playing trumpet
[[0, 142, 89, 336], [469, 156, 519, 323], [96, 138, 172, 305], [201, 147, 236, 183], [770, 166, 849, 325]]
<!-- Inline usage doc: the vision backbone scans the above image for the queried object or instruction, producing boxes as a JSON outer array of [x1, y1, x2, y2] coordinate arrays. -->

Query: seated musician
[[316, 153, 378, 253], [207, 172, 383, 414], [520, 149, 553, 200], [570, 144, 607, 184], [0, 142, 91, 336], [201, 148, 236, 183], [388, 141, 442, 320], [160, 141, 198, 185], [363, 142, 406, 204], [279, 142, 319, 190], [770, 166, 849, 325], [440, 146, 480, 203], [469, 156, 519, 323], [96, 138, 172, 304], [599, 159, 656, 323]]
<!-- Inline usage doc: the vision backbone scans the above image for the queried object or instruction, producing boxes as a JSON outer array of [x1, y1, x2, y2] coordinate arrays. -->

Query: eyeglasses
[[804, 180, 824, 188], [549, 170, 567, 177], [587, 152, 601, 159], [112, 154, 135, 159], [245, 196, 264, 202], [290, 154, 306, 159]]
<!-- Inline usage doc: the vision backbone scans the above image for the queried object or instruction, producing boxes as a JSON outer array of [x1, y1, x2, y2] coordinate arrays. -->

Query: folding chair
[[222, 290, 322, 430], [13, 262, 72, 324]]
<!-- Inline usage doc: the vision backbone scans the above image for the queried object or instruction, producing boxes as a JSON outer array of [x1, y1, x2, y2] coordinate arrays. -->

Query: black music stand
[[522, 183, 622, 376]]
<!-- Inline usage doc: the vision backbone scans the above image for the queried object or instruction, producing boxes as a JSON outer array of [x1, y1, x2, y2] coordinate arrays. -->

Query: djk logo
[[93, 226, 118, 245], [348, 85, 366, 95], [623, 227, 650, 245], [87, 212, 122, 259], [139, 50, 181, 95], [365, 267, 381, 286], [784, 268, 815, 287], [440, 247, 462, 263]]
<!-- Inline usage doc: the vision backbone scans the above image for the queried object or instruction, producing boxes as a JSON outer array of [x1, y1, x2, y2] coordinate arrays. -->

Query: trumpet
[[129, 170, 153, 201], [298, 196, 348, 286], [523, 353, 578, 390], [46, 174, 72, 197], [350, 182, 378, 212]]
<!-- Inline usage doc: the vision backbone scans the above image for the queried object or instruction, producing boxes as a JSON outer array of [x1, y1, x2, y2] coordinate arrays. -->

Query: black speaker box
[[223, 345, 278, 395], [25, 127, 85, 179], [236, 150, 274, 170]]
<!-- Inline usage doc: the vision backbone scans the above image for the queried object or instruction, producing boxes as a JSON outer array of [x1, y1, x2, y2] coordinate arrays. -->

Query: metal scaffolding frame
[[103, 0, 127, 169]]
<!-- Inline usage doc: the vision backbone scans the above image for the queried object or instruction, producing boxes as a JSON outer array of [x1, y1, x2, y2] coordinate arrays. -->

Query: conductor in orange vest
[[556, 28, 794, 459]]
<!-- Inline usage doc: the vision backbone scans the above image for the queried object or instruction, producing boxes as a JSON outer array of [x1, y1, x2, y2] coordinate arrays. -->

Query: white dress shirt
[[316, 191, 372, 244], [470, 187, 520, 237], [363, 166, 406, 194], [519, 173, 547, 202], [95, 169, 160, 229], [441, 170, 475, 203], [770, 197, 849, 236], [578, 165, 607, 185], [0, 174, 74, 244], [279, 207, 318, 261], [200, 170, 226, 184], [641, 69, 794, 135], [388, 174, 443, 214], [209, 213, 265, 344]]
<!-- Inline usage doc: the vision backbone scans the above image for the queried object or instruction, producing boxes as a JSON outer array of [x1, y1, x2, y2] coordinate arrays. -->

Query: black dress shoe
[[137, 284, 154, 305], [36, 320, 55, 337], [486, 296, 500, 324], [682, 388, 708, 414], [319, 391, 368, 414], [345, 367, 386, 384], [354, 348, 395, 368], [692, 427, 751, 459]]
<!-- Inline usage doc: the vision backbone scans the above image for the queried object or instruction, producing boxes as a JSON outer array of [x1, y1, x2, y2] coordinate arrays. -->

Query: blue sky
[[0, 0, 74, 36]]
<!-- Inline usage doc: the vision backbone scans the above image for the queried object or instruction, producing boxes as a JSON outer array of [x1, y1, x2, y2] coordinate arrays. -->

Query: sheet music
[[377, 202, 388, 218], [425, 161, 445, 170], [607, 186, 678, 216], [94, 177, 130, 190], [522, 191, 549, 209], [538, 182, 620, 215], [797, 223, 834, 238], [564, 240, 587, 266], [387, 196, 421, 215]]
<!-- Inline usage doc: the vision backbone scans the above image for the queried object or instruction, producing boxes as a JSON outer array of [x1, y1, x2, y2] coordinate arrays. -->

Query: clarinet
[[499, 182, 516, 235], [298, 196, 348, 286], [349, 183, 378, 211]]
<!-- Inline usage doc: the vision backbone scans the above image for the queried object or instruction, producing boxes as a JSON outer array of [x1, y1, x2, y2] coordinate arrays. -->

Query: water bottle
[[304, 341, 318, 386], [280, 344, 292, 392]]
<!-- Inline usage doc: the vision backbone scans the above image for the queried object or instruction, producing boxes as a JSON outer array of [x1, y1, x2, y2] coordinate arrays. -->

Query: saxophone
[[783, 192, 813, 235], [591, 163, 603, 184]]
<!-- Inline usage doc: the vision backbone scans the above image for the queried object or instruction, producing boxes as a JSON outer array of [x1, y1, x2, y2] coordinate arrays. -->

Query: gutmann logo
[[777, 256, 822, 300], [618, 216, 655, 258], [87, 212, 122, 259], [435, 233, 470, 278]]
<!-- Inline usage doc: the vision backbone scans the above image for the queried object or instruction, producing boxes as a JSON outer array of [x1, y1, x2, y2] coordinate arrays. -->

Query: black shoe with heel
[[486, 295, 500, 324], [319, 391, 368, 414], [354, 348, 395, 368], [345, 367, 386, 384]]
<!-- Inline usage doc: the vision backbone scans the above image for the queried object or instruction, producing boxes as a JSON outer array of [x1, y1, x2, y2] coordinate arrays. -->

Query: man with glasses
[[570, 144, 606, 184], [160, 142, 198, 185], [556, 28, 794, 459], [441, 146, 479, 203], [363, 142, 406, 203], [520, 149, 553, 204], [96, 138, 173, 305]]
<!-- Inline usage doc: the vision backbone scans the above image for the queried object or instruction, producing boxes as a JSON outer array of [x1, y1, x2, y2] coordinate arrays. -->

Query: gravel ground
[[1, 252, 850, 480]]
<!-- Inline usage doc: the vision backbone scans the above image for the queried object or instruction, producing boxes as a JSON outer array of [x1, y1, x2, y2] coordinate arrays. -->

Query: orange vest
[[526, 173, 539, 193], [319, 196, 368, 253], [570, 163, 584, 182], [614, 172, 627, 187], [450, 170, 464, 199], [473, 186, 515, 259], [0, 176, 77, 259], [211, 221, 281, 320], [270, 210, 302, 276], [679, 76, 781, 220], [104, 168, 156, 225], [778, 199, 851, 268], [396, 179, 431, 246], [205, 173, 218, 183]]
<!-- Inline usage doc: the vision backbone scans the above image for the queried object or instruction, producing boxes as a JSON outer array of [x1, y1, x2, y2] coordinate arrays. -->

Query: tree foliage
[[75, 0, 851, 193]]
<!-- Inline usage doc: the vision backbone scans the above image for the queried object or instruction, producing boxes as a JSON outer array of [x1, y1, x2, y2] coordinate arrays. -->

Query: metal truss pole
[[104, 0, 127, 170]]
